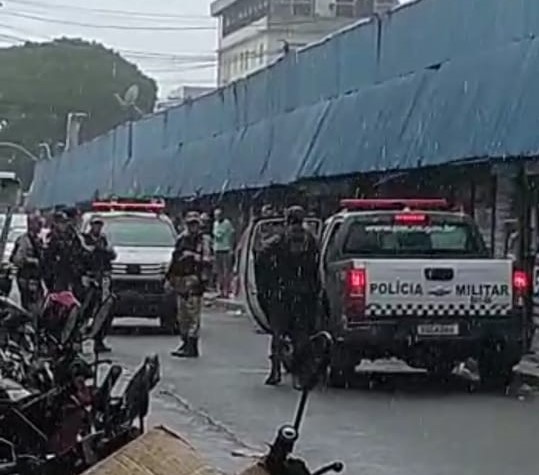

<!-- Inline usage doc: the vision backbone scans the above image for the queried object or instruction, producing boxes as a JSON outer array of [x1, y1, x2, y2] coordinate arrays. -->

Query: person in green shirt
[[212, 208, 235, 298]]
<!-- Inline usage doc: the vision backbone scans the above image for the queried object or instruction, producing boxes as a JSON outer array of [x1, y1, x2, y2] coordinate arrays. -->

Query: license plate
[[417, 323, 459, 336]]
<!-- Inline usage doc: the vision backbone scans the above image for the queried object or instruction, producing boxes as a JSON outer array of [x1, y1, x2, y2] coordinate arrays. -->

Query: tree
[[0, 38, 158, 189]]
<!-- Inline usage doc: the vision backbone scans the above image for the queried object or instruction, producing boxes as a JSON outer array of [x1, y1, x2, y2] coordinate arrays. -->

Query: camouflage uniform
[[167, 212, 211, 357], [11, 231, 44, 319], [82, 226, 116, 352]]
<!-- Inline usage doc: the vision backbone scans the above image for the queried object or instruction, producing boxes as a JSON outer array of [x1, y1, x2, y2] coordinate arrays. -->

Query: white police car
[[81, 199, 178, 333]]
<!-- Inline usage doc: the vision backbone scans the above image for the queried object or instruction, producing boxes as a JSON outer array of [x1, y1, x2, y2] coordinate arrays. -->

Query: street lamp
[[0, 141, 52, 161]]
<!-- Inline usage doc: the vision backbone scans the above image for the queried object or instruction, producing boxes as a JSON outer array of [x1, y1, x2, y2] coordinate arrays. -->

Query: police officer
[[166, 211, 211, 358], [42, 211, 89, 295], [253, 204, 281, 319], [82, 217, 116, 353], [259, 205, 320, 386], [10, 213, 44, 318]]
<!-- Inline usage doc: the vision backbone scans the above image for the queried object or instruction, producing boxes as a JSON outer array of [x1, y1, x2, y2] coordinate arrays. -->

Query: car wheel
[[328, 345, 355, 389]]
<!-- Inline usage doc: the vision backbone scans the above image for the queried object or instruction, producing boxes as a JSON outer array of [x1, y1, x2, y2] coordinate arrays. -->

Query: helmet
[[285, 205, 305, 225]]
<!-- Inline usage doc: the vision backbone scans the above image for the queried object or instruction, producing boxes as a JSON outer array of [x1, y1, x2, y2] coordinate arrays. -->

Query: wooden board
[[81, 426, 222, 475]]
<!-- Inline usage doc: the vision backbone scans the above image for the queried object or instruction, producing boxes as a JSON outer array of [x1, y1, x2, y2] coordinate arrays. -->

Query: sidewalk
[[203, 292, 245, 313]]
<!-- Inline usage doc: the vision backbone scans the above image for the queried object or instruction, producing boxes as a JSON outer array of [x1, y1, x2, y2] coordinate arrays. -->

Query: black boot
[[265, 356, 282, 386], [171, 338, 198, 358], [171, 338, 189, 357], [191, 338, 199, 358]]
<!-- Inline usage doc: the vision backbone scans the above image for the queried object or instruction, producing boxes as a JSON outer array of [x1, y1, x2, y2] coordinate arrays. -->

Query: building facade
[[211, 0, 398, 85], [155, 85, 215, 111]]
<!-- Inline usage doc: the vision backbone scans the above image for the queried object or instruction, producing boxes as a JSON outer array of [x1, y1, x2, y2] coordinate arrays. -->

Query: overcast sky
[[0, 0, 217, 97], [0, 0, 412, 98]]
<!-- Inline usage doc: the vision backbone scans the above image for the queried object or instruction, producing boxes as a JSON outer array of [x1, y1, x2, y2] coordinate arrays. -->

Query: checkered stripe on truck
[[365, 303, 512, 317]]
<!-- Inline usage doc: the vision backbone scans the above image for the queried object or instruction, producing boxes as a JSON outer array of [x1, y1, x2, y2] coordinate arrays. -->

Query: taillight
[[345, 268, 366, 322], [513, 270, 529, 292], [512, 269, 529, 307]]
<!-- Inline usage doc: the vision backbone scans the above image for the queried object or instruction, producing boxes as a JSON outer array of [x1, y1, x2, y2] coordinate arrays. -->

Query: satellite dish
[[124, 84, 140, 106], [114, 84, 143, 117]]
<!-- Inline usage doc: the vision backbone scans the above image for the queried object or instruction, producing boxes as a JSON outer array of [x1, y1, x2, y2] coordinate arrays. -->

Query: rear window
[[99, 216, 176, 247], [343, 217, 486, 257]]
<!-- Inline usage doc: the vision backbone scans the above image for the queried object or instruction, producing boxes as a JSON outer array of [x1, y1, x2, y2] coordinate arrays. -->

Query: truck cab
[[81, 200, 178, 333]]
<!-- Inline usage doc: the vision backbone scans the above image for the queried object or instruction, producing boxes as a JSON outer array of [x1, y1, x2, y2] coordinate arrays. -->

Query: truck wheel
[[328, 346, 355, 389], [478, 345, 519, 390], [426, 361, 455, 382]]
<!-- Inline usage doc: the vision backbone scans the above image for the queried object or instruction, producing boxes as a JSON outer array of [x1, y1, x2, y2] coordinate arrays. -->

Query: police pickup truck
[[81, 200, 178, 333], [318, 198, 529, 388]]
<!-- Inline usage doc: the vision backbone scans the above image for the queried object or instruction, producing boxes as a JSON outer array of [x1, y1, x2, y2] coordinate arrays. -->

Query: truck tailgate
[[352, 259, 513, 317]]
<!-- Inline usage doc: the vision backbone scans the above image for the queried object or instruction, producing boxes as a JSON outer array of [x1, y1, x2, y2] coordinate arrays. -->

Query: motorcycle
[[0, 287, 161, 475], [236, 331, 345, 475]]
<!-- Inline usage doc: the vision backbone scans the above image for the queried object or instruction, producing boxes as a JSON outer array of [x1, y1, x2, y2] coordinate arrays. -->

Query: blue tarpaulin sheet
[[28, 0, 539, 207]]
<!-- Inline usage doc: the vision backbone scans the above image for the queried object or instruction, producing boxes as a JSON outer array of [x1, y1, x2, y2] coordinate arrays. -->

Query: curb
[[204, 296, 245, 313]]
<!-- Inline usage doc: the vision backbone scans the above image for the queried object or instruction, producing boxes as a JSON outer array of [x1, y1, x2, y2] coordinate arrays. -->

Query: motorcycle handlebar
[[311, 462, 344, 475]]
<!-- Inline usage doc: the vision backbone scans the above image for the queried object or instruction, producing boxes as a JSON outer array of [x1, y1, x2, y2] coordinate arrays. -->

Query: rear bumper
[[337, 315, 526, 359]]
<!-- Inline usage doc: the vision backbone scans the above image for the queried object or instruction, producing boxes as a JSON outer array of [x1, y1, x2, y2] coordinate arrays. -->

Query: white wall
[[219, 34, 270, 84], [218, 14, 358, 84]]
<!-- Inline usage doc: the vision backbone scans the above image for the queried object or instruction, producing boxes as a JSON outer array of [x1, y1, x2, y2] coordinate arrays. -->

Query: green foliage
[[0, 38, 158, 188]]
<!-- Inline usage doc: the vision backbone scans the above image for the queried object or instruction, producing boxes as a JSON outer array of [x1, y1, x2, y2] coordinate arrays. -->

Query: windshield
[[101, 217, 176, 247], [343, 217, 487, 257]]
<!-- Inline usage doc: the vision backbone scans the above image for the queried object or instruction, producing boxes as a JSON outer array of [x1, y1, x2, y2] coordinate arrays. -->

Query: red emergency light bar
[[394, 213, 428, 225], [92, 200, 165, 213], [340, 198, 449, 211]]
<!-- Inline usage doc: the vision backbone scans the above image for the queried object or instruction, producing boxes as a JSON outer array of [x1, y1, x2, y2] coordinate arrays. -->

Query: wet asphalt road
[[107, 310, 539, 475]]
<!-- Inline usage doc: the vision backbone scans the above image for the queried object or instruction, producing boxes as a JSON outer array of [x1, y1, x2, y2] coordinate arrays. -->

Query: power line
[[5, 0, 214, 20], [0, 32, 29, 42], [2, 11, 217, 31], [121, 50, 217, 62]]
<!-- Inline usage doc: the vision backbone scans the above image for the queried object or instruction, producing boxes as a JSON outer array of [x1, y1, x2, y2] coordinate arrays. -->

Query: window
[[100, 217, 176, 247], [240, 51, 246, 70], [271, 1, 313, 17], [342, 217, 487, 257], [335, 0, 375, 18], [323, 221, 343, 265], [222, 0, 270, 37]]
